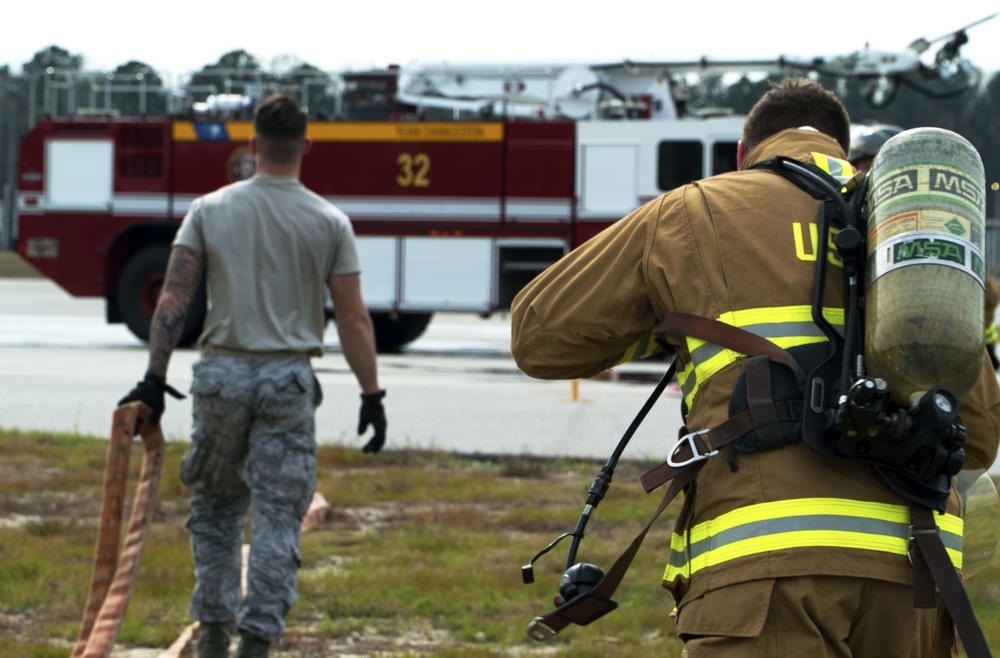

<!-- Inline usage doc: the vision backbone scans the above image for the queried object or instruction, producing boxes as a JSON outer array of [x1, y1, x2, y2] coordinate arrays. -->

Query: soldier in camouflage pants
[[119, 94, 386, 658], [181, 355, 320, 642]]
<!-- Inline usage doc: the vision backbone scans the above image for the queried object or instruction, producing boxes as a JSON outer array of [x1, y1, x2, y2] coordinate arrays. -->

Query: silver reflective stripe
[[677, 307, 844, 407], [687, 319, 835, 370], [663, 499, 964, 582]]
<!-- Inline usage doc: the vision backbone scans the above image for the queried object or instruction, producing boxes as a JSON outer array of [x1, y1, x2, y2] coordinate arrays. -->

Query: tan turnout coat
[[511, 128, 1000, 630]]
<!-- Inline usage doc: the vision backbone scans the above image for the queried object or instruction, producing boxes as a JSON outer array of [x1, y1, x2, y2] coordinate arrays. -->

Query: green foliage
[[671, 69, 1000, 217], [21, 45, 82, 74], [0, 636, 68, 658], [180, 48, 337, 115]]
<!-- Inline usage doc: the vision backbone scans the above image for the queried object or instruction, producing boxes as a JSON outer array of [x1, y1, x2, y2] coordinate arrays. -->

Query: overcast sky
[[2, 1, 998, 82]]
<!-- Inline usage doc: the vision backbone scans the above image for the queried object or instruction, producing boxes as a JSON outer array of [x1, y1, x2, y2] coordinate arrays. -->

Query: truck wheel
[[117, 246, 206, 347], [370, 312, 433, 353]]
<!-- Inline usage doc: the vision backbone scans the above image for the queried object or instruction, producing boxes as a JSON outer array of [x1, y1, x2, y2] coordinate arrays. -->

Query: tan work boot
[[234, 632, 270, 658], [197, 622, 231, 658]]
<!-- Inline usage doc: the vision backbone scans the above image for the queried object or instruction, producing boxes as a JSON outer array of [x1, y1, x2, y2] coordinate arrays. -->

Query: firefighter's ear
[[303, 137, 313, 157], [737, 140, 748, 170], [249, 136, 259, 154]]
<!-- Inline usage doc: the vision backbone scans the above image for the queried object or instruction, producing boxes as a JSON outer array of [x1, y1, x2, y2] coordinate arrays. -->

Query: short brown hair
[[742, 78, 851, 154], [253, 94, 307, 165]]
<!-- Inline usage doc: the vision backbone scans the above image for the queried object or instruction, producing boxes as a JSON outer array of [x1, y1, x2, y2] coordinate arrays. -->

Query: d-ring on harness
[[666, 430, 717, 468]]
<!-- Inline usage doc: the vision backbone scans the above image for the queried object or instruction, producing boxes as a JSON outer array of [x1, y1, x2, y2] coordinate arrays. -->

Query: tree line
[[1, 44, 999, 217], [688, 71, 1000, 215]]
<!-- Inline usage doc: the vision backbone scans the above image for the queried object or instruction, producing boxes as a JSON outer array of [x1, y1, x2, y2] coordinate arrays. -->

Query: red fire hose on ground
[[72, 402, 164, 658]]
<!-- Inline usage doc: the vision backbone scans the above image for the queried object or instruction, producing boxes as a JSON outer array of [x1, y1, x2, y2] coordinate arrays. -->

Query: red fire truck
[[12, 61, 745, 350]]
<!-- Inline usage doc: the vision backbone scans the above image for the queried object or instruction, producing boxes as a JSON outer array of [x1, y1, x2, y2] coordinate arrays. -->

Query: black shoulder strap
[[750, 157, 869, 453], [910, 504, 993, 658], [750, 156, 844, 199]]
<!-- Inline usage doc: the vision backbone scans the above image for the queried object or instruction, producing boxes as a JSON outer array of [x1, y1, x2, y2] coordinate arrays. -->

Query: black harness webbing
[[909, 504, 991, 656], [528, 312, 804, 638]]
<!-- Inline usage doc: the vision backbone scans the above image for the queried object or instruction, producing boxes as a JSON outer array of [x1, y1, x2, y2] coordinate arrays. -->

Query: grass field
[[0, 430, 997, 657]]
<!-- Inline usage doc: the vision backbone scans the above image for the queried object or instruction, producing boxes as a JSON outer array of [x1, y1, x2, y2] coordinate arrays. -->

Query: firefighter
[[510, 78, 1000, 655], [119, 94, 386, 658], [847, 123, 903, 174], [849, 122, 1000, 371], [987, 273, 1000, 369]]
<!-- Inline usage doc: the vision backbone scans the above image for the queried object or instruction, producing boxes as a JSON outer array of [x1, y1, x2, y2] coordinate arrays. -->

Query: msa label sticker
[[866, 230, 986, 288]]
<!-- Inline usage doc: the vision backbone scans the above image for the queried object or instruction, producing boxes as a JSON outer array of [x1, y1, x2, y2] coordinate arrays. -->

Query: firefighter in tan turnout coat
[[510, 78, 1000, 656]]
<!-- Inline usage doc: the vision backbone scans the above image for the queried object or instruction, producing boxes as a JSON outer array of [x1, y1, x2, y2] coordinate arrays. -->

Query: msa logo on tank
[[895, 235, 967, 266], [869, 230, 988, 283], [870, 165, 985, 209]]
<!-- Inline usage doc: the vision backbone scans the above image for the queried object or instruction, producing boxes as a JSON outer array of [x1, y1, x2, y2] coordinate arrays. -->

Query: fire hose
[[72, 402, 165, 658], [68, 400, 335, 657]]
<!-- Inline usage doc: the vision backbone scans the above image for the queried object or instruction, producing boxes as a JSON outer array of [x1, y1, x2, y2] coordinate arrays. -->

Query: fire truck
[[12, 61, 745, 350]]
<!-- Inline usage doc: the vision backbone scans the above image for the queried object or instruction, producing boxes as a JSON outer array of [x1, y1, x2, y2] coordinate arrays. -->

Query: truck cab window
[[712, 141, 739, 175], [657, 140, 703, 191]]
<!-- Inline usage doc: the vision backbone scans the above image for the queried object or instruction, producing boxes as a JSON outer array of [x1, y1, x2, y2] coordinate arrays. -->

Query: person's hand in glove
[[990, 343, 1000, 372], [358, 390, 387, 453], [119, 372, 186, 431]]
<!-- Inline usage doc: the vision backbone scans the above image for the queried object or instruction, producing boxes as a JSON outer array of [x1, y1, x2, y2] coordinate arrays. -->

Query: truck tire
[[370, 312, 433, 353], [117, 246, 206, 347]]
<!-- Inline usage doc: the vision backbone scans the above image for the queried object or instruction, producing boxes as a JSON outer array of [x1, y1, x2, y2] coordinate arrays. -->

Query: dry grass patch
[[1, 430, 998, 657]]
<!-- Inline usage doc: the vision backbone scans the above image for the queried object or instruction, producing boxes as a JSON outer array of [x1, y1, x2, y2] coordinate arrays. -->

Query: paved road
[[2, 279, 998, 476], [0, 279, 683, 463]]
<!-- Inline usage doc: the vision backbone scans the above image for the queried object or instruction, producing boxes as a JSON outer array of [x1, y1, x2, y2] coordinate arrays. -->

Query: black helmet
[[848, 124, 904, 164]]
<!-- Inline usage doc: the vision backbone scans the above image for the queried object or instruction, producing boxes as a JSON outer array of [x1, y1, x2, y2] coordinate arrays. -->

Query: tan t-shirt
[[174, 173, 360, 355]]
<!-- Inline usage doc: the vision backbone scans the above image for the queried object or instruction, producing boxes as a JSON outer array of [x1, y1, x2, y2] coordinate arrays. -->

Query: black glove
[[990, 344, 1000, 372], [119, 372, 186, 431], [358, 390, 387, 454]]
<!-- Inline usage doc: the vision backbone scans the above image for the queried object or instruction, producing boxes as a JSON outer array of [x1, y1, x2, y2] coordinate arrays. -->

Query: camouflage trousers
[[182, 355, 321, 643]]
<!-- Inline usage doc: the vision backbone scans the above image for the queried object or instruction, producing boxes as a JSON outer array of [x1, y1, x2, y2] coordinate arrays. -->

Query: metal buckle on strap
[[526, 618, 557, 641], [906, 523, 940, 564], [667, 429, 718, 468]]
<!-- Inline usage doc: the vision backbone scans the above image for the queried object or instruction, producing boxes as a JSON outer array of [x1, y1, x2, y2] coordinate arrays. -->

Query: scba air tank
[[865, 127, 987, 407]]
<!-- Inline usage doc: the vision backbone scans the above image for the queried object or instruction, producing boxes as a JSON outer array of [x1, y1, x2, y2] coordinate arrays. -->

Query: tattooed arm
[[146, 245, 205, 378]]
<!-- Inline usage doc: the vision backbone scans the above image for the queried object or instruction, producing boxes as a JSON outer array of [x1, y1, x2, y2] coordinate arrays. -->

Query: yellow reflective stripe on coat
[[618, 327, 661, 364], [810, 152, 857, 192], [678, 305, 845, 407], [663, 497, 963, 582], [985, 322, 997, 345]]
